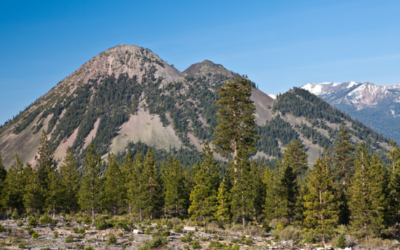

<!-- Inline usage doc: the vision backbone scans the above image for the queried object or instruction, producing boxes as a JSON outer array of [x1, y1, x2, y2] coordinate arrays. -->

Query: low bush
[[54, 231, 58, 238], [245, 237, 253, 246], [18, 242, 25, 249], [163, 230, 171, 236], [65, 222, 71, 227], [279, 226, 301, 241], [336, 234, 346, 249], [0, 224, 6, 232], [28, 217, 38, 227], [17, 221, 23, 227], [181, 234, 193, 243], [32, 232, 39, 239], [39, 215, 52, 225], [106, 233, 117, 245], [192, 240, 201, 249], [83, 216, 92, 225], [118, 232, 124, 237], [65, 235, 74, 243], [12, 209, 20, 220], [84, 245, 94, 250], [174, 225, 183, 233]]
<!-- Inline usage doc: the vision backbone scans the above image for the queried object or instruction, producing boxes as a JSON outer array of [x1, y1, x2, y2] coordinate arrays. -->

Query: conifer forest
[[1, 76, 400, 250]]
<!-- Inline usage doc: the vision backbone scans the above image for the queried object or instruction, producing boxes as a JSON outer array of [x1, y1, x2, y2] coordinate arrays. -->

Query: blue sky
[[0, 0, 399, 125]]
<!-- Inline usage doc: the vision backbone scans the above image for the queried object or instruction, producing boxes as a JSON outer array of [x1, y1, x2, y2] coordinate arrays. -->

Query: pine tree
[[387, 140, 400, 236], [188, 143, 219, 224], [349, 143, 385, 240], [78, 143, 103, 221], [127, 153, 145, 221], [251, 161, 265, 223], [164, 157, 185, 216], [59, 147, 79, 213], [264, 161, 285, 222], [0, 153, 7, 209], [141, 148, 161, 219], [23, 164, 43, 214], [333, 125, 355, 186], [2, 154, 26, 211], [213, 76, 260, 165], [121, 152, 134, 214], [280, 164, 299, 225], [45, 167, 62, 218], [216, 177, 231, 224], [37, 130, 54, 188], [282, 140, 308, 177], [303, 158, 339, 244], [230, 148, 255, 229], [104, 153, 125, 215], [333, 125, 355, 225]]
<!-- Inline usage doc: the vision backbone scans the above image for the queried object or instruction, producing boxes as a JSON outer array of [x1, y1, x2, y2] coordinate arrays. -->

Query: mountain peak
[[183, 60, 233, 78]]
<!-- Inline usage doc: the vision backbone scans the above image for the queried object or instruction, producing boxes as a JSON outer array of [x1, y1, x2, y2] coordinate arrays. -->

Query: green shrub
[[73, 228, 80, 233], [122, 244, 127, 249], [12, 209, 20, 220], [0, 224, 6, 232], [201, 237, 208, 241], [28, 217, 38, 227], [28, 228, 35, 235], [65, 235, 74, 243], [83, 217, 91, 225], [183, 245, 189, 250], [40, 248, 51, 250], [54, 231, 58, 238], [181, 234, 193, 243], [149, 237, 168, 248], [166, 220, 173, 229], [192, 240, 201, 249], [75, 243, 84, 249], [174, 225, 183, 233], [107, 233, 117, 245], [18, 242, 25, 249], [304, 234, 315, 244], [266, 239, 272, 245], [230, 245, 240, 250], [163, 230, 171, 236], [336, 234, 346, 249], [279, 226, 301, 241], [32, 232, 39, 239], [118, 232, 124, 237], [276, 223, 284, 231], [245, 237, 253, 246], [76, 219, 82, 224], [129, 237, 134, 241], [144, 227, 153, 234], [262, 222, 271, 232], [85, 245, 94, 250], [17, 221, 23, 227], [65, 222, 71, 227], [39, 215, 52, 225], [50, 219, 57, 227], [94, 218, 108, 230], [138, 245, 149, 250], [240, 235, 246, 243]]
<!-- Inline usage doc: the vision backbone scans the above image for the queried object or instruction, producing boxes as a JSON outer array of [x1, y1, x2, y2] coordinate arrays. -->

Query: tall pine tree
[[303, 158, 339, 243], [188, 143, 219, 225], [104, 153, 125, 215], [164, 157, 185, 216], [60, 147, 80, 213], [230, 149, 255, 229], [78, 143, 103, 221], [141, 149, 162, 219], [0, 153, 6, 209], [264, 161, 285, 222], [37, 130, 55, 189], [45, 167, 62, 218], [2, 154, 26, 211], [216, 177, 231, 224], [213, 76, 259, 165], [23, 164, 43, 214], [349, 144, 385, 240], [387, 140, 400, 236]]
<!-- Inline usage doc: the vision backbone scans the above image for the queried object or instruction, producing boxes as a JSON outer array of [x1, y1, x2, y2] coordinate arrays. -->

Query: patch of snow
[[332, 82, 341, 86], [391, 109, 395, 115], [302, 83, 323, 95], [268, 94, 276, 99], [346, 81, 359, 89]]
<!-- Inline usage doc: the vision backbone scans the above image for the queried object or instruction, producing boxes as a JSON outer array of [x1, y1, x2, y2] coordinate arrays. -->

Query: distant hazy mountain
[[301, 82, 400, 143], [0, 45, 390, 169]]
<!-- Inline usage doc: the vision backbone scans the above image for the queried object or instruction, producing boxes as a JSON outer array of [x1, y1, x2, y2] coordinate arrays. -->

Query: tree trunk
[[140, 208, 143, 222], [242, 215, 246, 230], [52, 205, 55, 219], [92, 206, 95, 222]]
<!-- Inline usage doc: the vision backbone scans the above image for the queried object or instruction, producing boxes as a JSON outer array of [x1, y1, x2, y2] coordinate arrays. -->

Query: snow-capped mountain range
[[301, 81, 400, 143], [302, 81, 400, 108]]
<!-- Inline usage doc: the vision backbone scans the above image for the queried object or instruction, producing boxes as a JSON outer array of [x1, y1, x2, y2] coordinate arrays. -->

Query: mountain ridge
[[0, 45, 391, 169], [301, 81, 400, 143]]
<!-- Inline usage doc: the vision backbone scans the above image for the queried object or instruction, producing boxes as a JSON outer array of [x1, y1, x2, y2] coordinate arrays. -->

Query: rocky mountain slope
[[301, 82, 400, 143], [0, 45, 391, 169]]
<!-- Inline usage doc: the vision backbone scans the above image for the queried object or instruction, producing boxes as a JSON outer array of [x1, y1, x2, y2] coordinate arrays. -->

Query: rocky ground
[[0, 217, 396, 250]]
